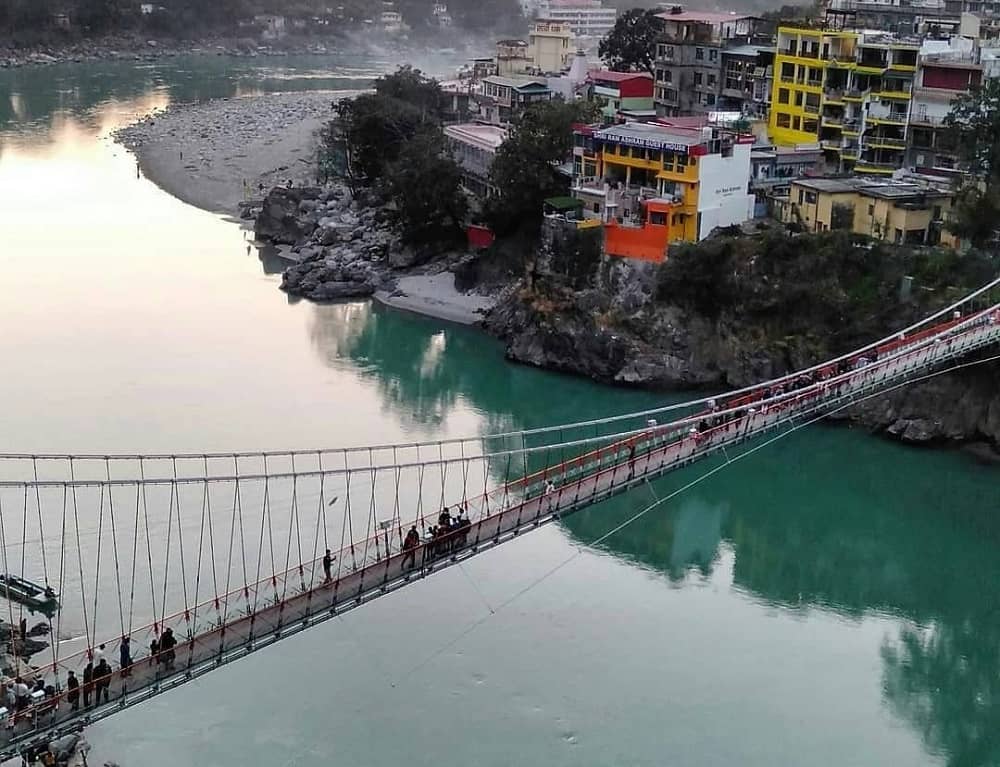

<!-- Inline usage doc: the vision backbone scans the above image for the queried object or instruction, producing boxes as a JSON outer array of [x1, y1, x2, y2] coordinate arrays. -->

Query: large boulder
[[255, 187, 321, 245]]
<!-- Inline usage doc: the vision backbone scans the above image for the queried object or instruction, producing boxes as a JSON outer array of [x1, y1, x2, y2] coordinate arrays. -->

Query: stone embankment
[[0, 34, 341, 70]]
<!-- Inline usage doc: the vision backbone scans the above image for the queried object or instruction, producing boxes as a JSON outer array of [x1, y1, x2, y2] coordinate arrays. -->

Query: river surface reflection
[[0, 56, 998, 767]]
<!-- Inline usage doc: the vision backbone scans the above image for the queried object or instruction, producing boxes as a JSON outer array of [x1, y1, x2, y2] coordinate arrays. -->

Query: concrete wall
[[696, 142, 754, 238]]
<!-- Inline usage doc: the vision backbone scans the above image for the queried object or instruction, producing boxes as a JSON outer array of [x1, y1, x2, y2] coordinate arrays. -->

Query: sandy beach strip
[[374, 274, 496, 326]]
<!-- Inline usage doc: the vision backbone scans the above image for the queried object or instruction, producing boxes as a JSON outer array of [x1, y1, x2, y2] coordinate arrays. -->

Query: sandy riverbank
[[375, 273, 496, 326], [113, 91, 336, 216]]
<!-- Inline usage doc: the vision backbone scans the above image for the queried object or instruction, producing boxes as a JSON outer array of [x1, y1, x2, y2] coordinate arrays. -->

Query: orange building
[[603, 198, 675, 262]]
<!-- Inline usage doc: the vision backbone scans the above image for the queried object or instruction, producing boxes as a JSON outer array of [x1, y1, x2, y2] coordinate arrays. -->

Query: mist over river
[[1, 54, 998, 767]]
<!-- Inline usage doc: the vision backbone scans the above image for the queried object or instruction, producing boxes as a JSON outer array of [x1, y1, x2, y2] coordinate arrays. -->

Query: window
[[708, 74, 716, 86], [798, 189, 804, 204], [665, 70, 673, 83], [696, 47, 704, 60], [706, 93, 715, 105], [665, 88, 678, 101], [776, 112, 791, 128], [795, 91, 803, 107], [694, 72, 702, 86], [805, 191, 817, 204], [778, 88, 790, 104], [868, 204, 875, 215], [650, 211, 667, 225], [709, 49, 718, 61], [803, 119, 818, 133], [792, 116, 801, 130]]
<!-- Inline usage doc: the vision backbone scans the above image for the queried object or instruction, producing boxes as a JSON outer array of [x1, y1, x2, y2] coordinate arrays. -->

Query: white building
[[528, 19, 575, 73], [444, 123, 508, 197], [534, 0, 617, 42], [380, 10, 405, 33]]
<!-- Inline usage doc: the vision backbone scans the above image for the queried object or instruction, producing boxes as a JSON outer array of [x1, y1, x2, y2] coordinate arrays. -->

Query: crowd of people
[[401, 507, 472, 569]]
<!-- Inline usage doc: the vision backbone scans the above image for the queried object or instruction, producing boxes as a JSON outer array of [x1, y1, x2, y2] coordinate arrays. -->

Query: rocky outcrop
[[484, 262, 1000, 451], [255, 182, 413, 302], [255, 187, 322, 245], [842, 359, 1000, 444]]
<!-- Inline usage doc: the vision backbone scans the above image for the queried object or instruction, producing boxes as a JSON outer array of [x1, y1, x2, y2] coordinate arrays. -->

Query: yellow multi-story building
[[768, 25, 919, 175]]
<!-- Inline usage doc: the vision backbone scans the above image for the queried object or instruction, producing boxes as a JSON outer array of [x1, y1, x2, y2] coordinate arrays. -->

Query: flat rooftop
[[444, 123, 508, 150], [657, 10, 753, 23], [482, 75, 550, 89], [793, 176, 953, 199]]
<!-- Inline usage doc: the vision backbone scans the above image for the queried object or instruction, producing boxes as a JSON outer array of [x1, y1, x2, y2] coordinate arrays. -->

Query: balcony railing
[[865, 136, 906, 148], [804, 103, 821, 114], [909, 113, 948, 126]]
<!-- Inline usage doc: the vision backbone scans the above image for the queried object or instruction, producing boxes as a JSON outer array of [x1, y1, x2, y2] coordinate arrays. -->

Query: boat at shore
[[0, 575, 58, 616]]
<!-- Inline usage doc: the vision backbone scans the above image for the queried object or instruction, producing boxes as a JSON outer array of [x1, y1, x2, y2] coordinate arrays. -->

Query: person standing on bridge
[[66, 670, 80, 711], [82, 662, 93, 708], [159, 628, 177, 670], [13, 677, 29, 711], [94, 658, 112, 704], [401, 525, 420, 569], [323, 549, 335, 582], [120, 636, 132, 677]]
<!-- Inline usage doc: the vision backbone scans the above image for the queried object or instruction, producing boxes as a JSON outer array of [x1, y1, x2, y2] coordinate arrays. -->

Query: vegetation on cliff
[[656, 229, 997, 353], [326, 67, 467, 250], [485, 99, 599, 237]]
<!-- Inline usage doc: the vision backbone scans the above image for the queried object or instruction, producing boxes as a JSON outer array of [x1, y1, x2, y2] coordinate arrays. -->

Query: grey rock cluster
[[255, 183, 401, 302]]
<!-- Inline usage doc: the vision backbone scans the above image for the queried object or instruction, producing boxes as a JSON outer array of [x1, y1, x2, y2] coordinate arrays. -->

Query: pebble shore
[[113, 91, 337, 215]]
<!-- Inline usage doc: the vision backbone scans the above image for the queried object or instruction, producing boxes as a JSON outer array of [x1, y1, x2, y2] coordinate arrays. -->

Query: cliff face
[[482, 226, 1000, 449]]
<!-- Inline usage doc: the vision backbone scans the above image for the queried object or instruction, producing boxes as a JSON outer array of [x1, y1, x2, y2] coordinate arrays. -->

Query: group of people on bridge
[[402, 507, 472, 569]]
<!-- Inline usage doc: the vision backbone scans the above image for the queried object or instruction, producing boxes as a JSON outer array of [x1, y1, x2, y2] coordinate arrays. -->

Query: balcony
[[824, 88, 845, 102], [864, 136, 906, 149], [854, 160, 898, 174], [820, 139, 842, 151], [843, 89, 864, 101], [822, 115, 843, 127], [909, 112, 947, 126], [868, 114, 908, 126]]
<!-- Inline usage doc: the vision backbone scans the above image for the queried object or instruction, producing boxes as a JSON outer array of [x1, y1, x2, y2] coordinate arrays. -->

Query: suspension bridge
[[0, 277, 999, 759]]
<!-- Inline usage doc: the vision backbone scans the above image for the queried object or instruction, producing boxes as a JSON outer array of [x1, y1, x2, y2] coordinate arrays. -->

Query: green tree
[[598, 8, 662, 74], [486, 98, 599, 235], [944, 77, 1000, 247], [330, 67, 445, 188], [383, 129, 468, 248]]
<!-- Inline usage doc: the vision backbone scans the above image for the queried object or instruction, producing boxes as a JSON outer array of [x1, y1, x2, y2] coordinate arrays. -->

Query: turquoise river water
[[0, 54, 998, 767]]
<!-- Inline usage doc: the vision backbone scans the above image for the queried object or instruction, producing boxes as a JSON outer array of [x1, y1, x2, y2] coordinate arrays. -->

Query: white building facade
[[535, 0, 617, 41]]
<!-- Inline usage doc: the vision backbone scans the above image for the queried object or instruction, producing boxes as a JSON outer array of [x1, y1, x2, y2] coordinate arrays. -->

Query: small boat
[[0, 575, 59, 615]]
